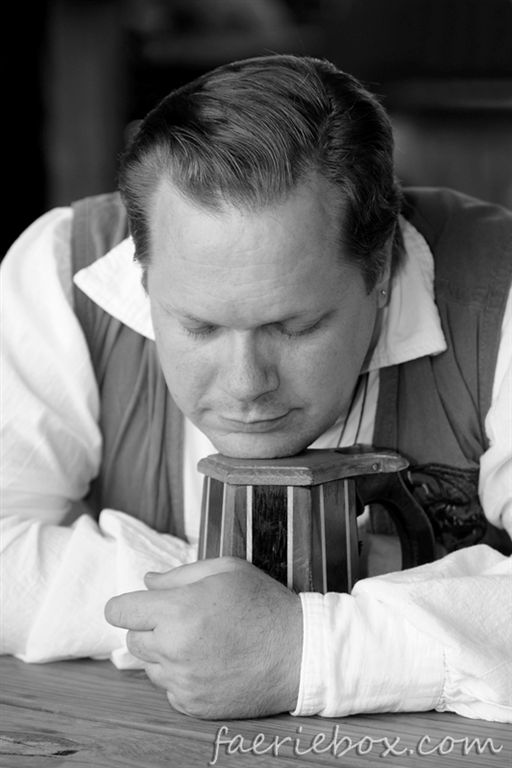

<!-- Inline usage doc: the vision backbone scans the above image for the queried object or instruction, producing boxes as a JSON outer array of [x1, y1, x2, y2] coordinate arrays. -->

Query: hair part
[[119, 54, 403, 290]]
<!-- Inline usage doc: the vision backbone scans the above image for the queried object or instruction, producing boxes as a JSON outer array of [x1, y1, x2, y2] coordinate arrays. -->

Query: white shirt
[[1, 207, 511, 721]]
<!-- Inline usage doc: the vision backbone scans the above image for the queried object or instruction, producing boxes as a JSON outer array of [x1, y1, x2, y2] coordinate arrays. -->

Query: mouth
[[216, 412, 292, 434]]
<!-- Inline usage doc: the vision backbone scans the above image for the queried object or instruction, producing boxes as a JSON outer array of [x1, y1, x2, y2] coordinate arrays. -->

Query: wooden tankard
[[197, 445, 435, 593]]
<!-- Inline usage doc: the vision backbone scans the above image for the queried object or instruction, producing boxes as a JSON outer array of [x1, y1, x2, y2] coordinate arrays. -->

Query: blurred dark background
[[4, 0, 512, 256]]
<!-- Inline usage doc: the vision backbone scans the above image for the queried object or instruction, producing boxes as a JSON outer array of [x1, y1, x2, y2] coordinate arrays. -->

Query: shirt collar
[[74, 236, 154, 340], [73, 215, 446, 367], [364, 215, 447, 370]]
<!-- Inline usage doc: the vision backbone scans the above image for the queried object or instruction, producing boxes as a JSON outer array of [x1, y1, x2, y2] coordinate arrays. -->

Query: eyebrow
[[157, 300, 198, 322], [157, 298, 333, 326]]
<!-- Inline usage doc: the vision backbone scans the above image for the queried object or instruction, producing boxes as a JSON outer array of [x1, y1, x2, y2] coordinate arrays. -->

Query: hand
[[104, 557, 303, 719]]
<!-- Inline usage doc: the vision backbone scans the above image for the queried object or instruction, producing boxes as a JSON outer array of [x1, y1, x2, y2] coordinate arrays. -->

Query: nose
[[219, 331, 279, 403]]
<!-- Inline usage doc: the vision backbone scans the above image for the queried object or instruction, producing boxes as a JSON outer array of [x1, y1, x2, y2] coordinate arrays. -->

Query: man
[[1, 54, 511, 722]]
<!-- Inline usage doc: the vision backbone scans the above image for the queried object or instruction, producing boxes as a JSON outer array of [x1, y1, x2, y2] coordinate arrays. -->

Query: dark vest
[[71, 188, 512, 554]]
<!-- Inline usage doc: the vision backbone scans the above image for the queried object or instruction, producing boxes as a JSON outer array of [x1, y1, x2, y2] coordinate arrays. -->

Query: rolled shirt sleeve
[[292, 545, 512, 722]]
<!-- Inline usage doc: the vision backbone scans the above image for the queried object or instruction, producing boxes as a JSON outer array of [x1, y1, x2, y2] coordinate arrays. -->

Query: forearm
[[0, 511, 196, 666], [294, 545, 512, 723]]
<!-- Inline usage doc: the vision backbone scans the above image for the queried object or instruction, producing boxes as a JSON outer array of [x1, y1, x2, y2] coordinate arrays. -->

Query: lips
[[217, 412, 291, 433]]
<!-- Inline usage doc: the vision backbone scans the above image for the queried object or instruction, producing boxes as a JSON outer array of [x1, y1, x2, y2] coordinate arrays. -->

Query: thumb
[[144, 555, 248, 589]]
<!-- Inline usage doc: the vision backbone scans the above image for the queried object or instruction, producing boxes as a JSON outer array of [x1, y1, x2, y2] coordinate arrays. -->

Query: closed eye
[[182, 324, 217, 339], [279, 319, 323, 338], [180, 316, 328, 340]]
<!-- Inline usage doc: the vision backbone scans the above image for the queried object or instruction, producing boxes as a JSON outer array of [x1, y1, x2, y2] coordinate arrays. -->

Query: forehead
[[150, 173, 341, 248], [146, 177, 359, 323]]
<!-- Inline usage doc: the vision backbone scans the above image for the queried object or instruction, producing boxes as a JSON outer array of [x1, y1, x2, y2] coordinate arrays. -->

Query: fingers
[[143, 661, 166, 690], [166, 689, 190, 715], [144, 555, 247, 590], [105, 590, 162, 630], [126, 629, 159, 663], [142, 665, 189, 715], [106, 557, 256, 630]]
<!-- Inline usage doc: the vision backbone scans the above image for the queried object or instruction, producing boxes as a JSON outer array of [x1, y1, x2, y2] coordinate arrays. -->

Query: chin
[[208, 431, 310, 460]]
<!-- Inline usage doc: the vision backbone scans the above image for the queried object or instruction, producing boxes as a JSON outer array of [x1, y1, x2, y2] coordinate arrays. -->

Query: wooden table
[[1, 656, 510, 767]]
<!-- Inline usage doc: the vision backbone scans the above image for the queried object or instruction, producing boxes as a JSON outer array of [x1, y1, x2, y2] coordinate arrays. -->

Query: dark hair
[[119, 54, 403, 289]]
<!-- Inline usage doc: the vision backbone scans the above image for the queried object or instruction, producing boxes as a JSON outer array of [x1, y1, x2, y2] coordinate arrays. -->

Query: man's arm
[[0, 209, 194, 664], [296, 543, 511, 722], [105, 544, 511, 722]]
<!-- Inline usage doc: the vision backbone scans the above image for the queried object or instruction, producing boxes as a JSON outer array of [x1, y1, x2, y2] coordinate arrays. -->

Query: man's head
[[118, 54, 403, 458], [120, 54, 402, 290]]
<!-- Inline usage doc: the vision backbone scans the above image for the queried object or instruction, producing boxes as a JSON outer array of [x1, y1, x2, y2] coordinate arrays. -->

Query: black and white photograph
[[1, 1, 511, 766]]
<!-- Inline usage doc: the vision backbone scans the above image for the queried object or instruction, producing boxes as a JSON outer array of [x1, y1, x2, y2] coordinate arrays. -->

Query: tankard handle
[[332, 444, 436, 569], [354, 468, 436, 568]]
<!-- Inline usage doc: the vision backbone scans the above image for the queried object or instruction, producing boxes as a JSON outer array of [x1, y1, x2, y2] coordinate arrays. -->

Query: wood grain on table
[[1, 656, 510, 767]]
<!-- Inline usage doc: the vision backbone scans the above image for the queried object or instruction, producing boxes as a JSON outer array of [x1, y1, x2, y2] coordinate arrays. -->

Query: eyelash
[[280, 321, 321, 338], [182, 325, 217, 339], [182, 321, 322, 340]]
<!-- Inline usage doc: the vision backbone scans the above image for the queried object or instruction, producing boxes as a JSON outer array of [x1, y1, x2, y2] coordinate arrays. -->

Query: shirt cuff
[[290, 593, 326, 715], [291, 590, 445, 718]]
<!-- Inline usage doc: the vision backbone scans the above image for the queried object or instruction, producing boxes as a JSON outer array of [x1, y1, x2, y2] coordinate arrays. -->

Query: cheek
[[153, 329, 211, 411], [288, 310, 376, 400]]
